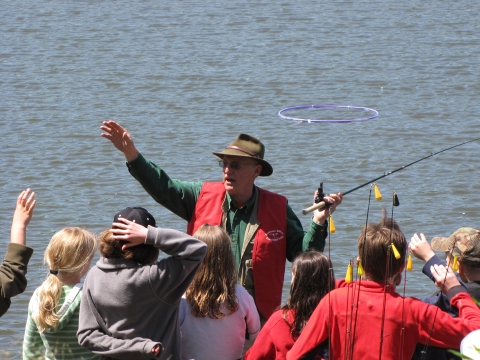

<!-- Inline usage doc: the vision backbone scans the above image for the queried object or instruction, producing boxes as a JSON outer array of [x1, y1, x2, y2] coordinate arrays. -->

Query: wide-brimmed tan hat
[[213, 133, 273, 176], [431, 227, 480, 267]]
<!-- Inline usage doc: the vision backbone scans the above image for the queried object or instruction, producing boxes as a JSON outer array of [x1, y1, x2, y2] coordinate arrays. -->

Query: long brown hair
[[186, 224, 238, 319], [282, 251, 333, 339], [357, 214, 406, 282], [36, 228, 97, 332]]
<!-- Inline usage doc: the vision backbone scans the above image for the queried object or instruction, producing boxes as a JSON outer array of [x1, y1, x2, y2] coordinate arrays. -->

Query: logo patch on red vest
[[266, 230, 284, 241]]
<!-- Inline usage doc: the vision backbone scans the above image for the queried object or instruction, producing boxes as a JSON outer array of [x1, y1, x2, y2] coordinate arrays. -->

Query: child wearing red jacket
[[287, 216, 480, 360], [245, 251, 332, 360]]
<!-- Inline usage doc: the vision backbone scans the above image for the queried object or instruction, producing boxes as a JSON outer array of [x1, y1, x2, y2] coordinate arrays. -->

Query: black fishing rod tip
[[393, 192, 400, 206]]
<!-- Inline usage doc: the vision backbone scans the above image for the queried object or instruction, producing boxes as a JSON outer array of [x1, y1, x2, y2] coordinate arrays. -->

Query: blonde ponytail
[[36, 273, 63, 331], [35, 227, 96, 332]]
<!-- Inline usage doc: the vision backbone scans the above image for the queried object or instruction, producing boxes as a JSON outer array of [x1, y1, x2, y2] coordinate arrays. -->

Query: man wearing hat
[[100, 120, 342, 321], [411, 228, 480, 302], [410, 229, 480, 360]]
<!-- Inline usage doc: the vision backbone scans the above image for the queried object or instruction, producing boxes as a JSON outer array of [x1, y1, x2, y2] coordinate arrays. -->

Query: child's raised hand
[[410, 233, 435, 262], [13, 189, 36, 227], [431, 264, 460, 294], [110, 217, 148, 251], [11, 189, 37, 245]]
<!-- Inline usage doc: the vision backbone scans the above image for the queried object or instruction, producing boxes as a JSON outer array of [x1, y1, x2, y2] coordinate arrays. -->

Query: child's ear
[[458, 261, 464, 274], [394, 262, 406, 286], [394, 273, 402, 287]]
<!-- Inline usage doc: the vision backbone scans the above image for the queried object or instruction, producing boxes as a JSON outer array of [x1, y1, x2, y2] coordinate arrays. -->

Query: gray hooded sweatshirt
[[77, 227, 207, 360]]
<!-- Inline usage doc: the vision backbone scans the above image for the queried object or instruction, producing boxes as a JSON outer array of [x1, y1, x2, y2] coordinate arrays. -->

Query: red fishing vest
[[187, 182, 287, 319]]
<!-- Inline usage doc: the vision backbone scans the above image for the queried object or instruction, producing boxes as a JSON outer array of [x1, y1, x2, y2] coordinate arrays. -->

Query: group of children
[[3, 189, 259, 359], [2, 188, 480, 359]]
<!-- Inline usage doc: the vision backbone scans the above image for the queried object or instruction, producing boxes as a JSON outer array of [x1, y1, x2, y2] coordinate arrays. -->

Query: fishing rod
[[302, 137, 480, 215]]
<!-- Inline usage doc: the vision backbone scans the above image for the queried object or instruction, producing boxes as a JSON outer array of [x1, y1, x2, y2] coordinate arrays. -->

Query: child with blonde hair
[[23, 227, 98, 360], [179, 224, 260, 360]]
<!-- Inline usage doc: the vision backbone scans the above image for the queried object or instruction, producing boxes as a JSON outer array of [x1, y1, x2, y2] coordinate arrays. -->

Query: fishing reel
[[315, 182, 334, 206], [314, 182, 325, 204]]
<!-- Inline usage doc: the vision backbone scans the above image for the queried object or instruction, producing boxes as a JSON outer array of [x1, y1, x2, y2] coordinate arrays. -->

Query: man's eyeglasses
[[218, 160, 256, 171]]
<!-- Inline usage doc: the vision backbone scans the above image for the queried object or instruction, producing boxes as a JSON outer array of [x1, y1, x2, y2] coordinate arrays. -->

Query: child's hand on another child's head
[[410, 233, 435, 262], [152, 344, 161, 356], [110, 217, 148, 251], [431, 264, 460, 294]]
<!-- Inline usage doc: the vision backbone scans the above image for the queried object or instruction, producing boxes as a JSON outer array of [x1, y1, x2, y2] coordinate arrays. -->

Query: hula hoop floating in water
[[278, 104, 379, 123]]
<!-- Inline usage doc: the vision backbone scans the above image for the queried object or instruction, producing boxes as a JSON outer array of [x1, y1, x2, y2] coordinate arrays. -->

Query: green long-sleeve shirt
[[0, 242, 33, 317], [126, 154, 328, 267]]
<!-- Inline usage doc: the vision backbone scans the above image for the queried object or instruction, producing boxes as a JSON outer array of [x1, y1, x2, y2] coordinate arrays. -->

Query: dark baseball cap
[[113, 207, 156, 228]]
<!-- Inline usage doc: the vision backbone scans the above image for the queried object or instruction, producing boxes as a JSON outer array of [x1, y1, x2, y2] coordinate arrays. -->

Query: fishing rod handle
[[302, 201, 326, 215]]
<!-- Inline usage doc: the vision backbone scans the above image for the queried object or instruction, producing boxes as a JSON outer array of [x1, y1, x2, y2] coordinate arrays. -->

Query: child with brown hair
[[77, 207, 207, 360], [22, 227, 98, 360], [245, 251, 333, 360], [288, 216, 480, 360], [179, 224, 260, 360]]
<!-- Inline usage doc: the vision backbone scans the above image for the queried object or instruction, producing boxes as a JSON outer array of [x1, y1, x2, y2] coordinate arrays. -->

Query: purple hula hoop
[[278, 104, 379, 123]]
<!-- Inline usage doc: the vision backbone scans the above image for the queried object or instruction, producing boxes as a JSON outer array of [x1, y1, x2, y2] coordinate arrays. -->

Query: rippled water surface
[[1, 0, 479, 356]]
